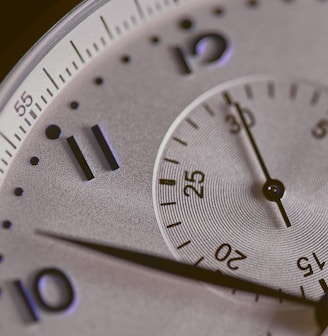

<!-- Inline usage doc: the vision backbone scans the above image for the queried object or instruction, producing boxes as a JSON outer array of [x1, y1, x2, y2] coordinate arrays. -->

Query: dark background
[[0, 0, 82, 82]]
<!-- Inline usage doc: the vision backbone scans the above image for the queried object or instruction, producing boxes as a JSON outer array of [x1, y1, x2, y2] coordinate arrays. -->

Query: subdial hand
[[37, 229, 314, 307], [233, 101, 291, 228]]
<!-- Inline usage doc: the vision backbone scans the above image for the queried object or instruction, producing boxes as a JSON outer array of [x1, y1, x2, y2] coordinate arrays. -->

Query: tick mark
[[167, 222, 181, 228], [177, 240, 191, 249], [100, 37, 106, 46], [159, 179, 176, 186], [0, 132, 17, 149], [186, 118, 199, 129], [70, 40, 85, 64], [173, 137, 187, 146], [100, 16, 113, 39], [24, 118, 31, 127], [43, 68, 59, 91], [14, 134, 21, 142], [223, 91, 232, 105], [193, 256, 204, 266], [134, 0, 145, 20], [35, 103, 42, 112], [59, 74, 65, 84], [93, 43, 99, 52], [41, 96, 47, 104], [47, 88, 53, 97], [29, 110, 37, 120], [160, 202, 176, 206], [164, 158, 179, 165], [203, 102, 215, 116]]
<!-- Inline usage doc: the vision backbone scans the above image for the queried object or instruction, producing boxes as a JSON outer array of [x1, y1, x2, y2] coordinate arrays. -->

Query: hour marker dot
[[2, 220, 12, 229], [121, 55, 131, 64], [14, 187, 24, 197], [248, 0, 259, 7], [30, 156, 40, 166], [94, 77, 104, 85], [179, 18, 194, 30], [214, 7, 225, 16], [150, 36, 161, 45], [45, 125, 62, 140], [70, 101, 79, 110]]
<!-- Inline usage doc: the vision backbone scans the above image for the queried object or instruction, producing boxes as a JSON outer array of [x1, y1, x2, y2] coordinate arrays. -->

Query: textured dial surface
[[1, 1, 328, 335]]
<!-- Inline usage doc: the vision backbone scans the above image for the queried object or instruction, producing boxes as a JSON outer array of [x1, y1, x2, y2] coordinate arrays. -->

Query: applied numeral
[[174, 32, 231, 75], [67, 124, 119, 181], [11, 267, 76, 323]]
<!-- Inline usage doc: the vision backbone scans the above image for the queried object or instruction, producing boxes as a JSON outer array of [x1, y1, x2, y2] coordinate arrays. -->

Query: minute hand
[[36, 230, 313, 307], [234, 102, 291, 228]]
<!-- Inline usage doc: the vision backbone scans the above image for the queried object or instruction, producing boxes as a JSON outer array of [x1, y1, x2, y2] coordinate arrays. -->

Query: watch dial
[[1, 1, 328, 335]]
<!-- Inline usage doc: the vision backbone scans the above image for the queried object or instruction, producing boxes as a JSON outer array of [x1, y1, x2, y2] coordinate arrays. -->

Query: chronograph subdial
[[153, 76, 328, 302]]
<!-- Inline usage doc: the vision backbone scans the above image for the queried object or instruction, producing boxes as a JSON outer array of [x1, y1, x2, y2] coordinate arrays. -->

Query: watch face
[[1, 0, 328, 335]]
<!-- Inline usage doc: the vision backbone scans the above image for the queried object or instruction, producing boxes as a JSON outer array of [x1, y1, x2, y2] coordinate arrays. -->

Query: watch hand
[[316, 295, 328, 333], [235, 102, 271, 181], [36, 229, 314, 307], [234, 101, 291, 228]]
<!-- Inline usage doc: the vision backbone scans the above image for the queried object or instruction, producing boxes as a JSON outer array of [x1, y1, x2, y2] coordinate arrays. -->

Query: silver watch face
[[1, 0, 328, 335]]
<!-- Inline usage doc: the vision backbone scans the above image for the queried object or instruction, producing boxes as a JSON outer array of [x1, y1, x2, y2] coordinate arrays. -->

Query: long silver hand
[[36, 229, 315, 307]]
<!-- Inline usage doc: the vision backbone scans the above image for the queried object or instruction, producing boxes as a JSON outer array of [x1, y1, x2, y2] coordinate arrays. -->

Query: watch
[[1, 0, 328, 335]]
